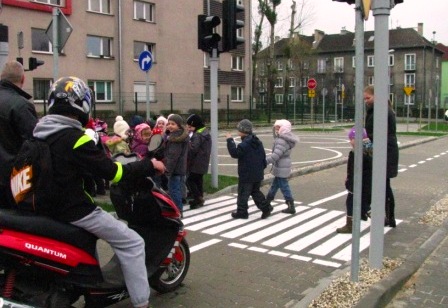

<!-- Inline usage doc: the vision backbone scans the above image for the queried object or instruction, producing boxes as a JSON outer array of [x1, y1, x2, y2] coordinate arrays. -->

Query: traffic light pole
[[52, 7, 59, 80], [210, 48, 219, 188], [350, 0, 365, 282], [369, 0, 391, 269]]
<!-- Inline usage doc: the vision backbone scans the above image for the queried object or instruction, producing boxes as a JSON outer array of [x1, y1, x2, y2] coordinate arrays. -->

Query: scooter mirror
[[148, 134, 163, 152]]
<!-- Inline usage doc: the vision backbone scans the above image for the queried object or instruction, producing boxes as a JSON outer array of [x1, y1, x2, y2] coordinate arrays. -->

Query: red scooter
[[0, 135, 190, 307]]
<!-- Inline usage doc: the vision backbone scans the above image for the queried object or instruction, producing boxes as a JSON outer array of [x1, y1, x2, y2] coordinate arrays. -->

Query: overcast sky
[[252, 0, 448, 45]]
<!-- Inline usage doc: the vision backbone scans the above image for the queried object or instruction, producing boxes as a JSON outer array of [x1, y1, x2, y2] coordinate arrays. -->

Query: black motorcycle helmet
[[48, 76, 92, 126]]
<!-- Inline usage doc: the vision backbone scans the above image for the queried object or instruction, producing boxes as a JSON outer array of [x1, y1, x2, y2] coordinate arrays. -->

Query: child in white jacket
[[266, 119, 300, 214]]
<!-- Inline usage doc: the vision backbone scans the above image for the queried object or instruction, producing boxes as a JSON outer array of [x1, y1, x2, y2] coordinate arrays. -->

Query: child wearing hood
[[131, 123, 152, 158], [265, 119, 300, 214]]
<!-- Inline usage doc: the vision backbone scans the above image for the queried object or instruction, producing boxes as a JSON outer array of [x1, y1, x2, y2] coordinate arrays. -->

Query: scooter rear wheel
[[149, 238, 190, 293]]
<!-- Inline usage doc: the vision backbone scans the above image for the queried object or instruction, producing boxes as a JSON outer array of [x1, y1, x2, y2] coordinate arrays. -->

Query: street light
[[429, 31, 436, 129]]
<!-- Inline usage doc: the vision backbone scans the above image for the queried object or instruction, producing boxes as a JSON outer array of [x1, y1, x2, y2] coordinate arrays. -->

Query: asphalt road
[[99, 128, 448, 307]]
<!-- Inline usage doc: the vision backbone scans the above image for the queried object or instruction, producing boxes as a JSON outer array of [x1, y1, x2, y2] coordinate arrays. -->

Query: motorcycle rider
[[32, 76, 164, 308]]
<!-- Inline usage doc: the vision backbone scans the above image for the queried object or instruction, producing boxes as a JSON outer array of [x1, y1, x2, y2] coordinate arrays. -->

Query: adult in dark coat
[[364, 85, 399, 227], [0, 61, 38, 207]]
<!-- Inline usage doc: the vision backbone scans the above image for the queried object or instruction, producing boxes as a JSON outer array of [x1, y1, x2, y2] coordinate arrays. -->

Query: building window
[[88, 0, 110, 14], [231, 86, 244, 102], [33, 79, 53, 102], [133, 41, 155, 61], [134, 1, 155, 22], [301, 77, 308, 87], [87, 35, 112, 57], [317, 59, 327, 73], [231, 56, 243, 71], [334, 57, 344, 73], [302, 61, 309, 70], [288, 59, 294, 70], [404, 73, 415, 87], [275, 94, 283, 105], [289, 77, 296, 88], [32, 28, 52, 53], [275, 77, 283, 88], [88, 81, 112, 102], [368, 76, 374, 85], [405, 54, 416, 70], [133, 82, 156, 103], [367, 55, 374, 67], [277, 61, 283, 71], [34, 0, 63, 5]]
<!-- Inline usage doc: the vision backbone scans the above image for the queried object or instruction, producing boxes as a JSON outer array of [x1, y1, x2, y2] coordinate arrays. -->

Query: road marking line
[[409, 164, 417, 168], [313, 259, 341, 268], [331, 220, 402, 261], [290, 255, 312, 262], [269, 250, 290, 257], [308, 191, 348, 206], [229, 243, 248, 249], [248, 246, 268, 253], [284, 216, 347, 252], [190, 239, 222, 253], [308, 220, 371, 256], [262, 211, 344, 247], [240, 206, 319, 243]]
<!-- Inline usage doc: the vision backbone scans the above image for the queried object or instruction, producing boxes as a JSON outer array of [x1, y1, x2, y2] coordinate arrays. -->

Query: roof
[[260, 27, 444, 57]]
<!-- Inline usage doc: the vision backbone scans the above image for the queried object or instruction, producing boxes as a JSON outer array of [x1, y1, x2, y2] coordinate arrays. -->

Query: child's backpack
[[10, 137, 57, 214]]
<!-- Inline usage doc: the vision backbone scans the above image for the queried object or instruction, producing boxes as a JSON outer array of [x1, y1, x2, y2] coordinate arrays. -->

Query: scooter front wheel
[[149, 238, 190, 293]]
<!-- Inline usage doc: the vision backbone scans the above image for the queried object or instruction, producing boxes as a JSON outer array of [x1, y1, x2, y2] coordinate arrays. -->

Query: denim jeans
[[266, 177, 293, 201], [168, 175, 183, 212]]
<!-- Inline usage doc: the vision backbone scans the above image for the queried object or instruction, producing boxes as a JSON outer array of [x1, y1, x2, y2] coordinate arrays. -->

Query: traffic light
[[197, 15, 221, 53], [28, 57, 44, 71], [222, 0, 245, 52]]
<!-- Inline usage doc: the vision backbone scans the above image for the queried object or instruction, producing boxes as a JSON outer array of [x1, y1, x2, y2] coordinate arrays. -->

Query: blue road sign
[[138, 50, 153, 72]]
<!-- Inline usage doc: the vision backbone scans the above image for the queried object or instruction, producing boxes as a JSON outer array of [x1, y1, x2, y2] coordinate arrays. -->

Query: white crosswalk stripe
[[185, 194, 401, 268]]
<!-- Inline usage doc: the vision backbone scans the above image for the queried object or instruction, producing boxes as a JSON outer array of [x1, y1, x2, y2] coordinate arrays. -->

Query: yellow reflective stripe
[[112, 162, 123, 183], [73, 134, 93, 149]]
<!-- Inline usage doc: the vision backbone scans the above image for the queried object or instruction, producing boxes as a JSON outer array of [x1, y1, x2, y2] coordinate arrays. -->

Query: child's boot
[[336, 216, 352, 233], [282, 200, 296, 214]]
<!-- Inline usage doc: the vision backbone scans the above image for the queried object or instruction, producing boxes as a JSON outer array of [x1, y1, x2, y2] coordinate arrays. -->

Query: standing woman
[[364, 85, 399, 227]]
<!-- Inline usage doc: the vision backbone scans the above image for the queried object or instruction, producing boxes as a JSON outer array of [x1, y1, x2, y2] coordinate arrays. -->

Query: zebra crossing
[[185, 194, 401, 268]]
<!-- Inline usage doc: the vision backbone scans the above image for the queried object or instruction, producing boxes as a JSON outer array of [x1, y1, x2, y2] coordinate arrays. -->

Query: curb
[[354, 219, 448, 308]]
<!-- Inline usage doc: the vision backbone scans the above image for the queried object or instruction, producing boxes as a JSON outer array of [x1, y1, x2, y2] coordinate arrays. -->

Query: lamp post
[[429, 31, 436, 129]]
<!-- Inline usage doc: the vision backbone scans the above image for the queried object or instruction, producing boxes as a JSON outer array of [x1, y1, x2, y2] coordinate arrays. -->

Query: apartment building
[[256, 23, 444, 119], [0, 0, 251, 117]]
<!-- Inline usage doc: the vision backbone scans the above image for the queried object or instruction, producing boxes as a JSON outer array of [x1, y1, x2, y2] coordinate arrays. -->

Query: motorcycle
[[0, 134, 190, 307]]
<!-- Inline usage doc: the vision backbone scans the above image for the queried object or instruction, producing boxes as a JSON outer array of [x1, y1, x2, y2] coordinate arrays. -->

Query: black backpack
[[10, 137, 57, 214]]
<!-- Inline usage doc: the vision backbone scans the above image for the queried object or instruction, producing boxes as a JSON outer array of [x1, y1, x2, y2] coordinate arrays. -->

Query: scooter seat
[[0, 209, 97, 255]]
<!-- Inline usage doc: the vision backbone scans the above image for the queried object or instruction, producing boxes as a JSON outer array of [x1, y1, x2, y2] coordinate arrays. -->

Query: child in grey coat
[[266, 119, 300, 214]]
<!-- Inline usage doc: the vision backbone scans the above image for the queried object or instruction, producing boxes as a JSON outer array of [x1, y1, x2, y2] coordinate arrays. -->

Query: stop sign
[[307, 78, 317, 90]]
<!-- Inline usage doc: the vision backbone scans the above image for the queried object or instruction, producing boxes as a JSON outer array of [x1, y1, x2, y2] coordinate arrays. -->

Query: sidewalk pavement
[[94, 123, 448, 308]]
